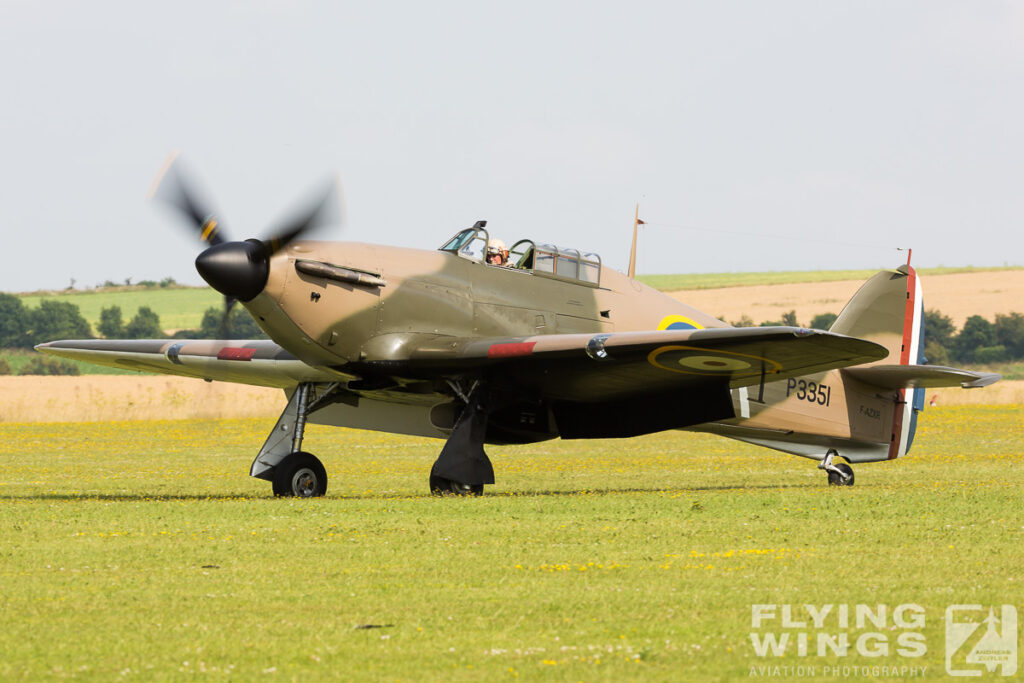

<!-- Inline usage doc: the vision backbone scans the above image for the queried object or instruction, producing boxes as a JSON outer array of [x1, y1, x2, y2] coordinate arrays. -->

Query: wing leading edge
[[35, 339, 336, 388]]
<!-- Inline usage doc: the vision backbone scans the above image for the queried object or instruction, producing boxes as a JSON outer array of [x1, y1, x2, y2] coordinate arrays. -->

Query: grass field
[[0, 348, 141, 376], [1, 406, 1021, 680], [18, 287, 221, 332], [970, 360, 1024, 382]]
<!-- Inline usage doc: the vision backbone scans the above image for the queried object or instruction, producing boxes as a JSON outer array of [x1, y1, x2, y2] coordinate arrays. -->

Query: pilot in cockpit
[[486, 239, 510, 267]]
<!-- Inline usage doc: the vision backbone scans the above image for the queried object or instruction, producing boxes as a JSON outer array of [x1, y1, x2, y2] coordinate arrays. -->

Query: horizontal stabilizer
[[843, 364, 1001, 390]]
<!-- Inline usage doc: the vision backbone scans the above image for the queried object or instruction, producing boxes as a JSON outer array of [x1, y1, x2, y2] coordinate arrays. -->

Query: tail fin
[[832, 265, 924, 458], [710, 265, 999, 464], [830, 264, 923, 367]]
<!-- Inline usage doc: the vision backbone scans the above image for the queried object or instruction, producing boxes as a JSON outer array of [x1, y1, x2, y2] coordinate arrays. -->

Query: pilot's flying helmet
[[486, 239, 507, 256]]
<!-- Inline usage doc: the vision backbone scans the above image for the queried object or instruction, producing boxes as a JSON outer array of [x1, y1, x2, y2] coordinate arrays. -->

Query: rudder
[[831, 265, 925, 459]]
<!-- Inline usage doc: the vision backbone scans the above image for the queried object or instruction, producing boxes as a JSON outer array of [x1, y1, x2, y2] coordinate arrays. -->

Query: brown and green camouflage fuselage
[[38, 230, 999, 474]]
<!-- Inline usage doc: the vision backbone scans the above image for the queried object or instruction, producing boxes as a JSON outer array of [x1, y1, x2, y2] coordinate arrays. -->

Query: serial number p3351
[[786, 378, 831, 407]]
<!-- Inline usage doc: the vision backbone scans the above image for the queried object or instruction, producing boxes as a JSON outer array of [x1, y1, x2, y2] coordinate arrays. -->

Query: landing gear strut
[[250, 380, 497, 498], [818, 449, 854, 486], [429, 382, 493, 496], [252, 382, 353, 497]]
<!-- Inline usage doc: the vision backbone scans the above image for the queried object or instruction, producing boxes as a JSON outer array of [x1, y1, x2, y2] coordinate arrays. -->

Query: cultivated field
[[642, 265, 1020, 292], [0, 376, 283, 423], [1, 407, 1021, 679], [667, 268, 1024, 329], [2, 375, 1020, 425]]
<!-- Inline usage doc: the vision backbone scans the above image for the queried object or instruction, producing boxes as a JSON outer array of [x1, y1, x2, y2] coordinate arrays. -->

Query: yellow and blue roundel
[[647, 345, 781, 377], [657, 315, 704, 331]]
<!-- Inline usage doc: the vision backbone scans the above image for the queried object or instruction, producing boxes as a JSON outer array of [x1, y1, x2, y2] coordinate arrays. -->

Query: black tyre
[[827, 463, 854, 487], [272, 451, 328, 498], [429, 475, 484, 496]]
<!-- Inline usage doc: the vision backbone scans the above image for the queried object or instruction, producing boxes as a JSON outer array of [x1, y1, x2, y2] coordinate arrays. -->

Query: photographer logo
[[945, 605, 1017, 677]]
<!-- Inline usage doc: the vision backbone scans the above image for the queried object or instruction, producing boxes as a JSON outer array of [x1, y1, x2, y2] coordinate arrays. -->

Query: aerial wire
[[638, 219, 907, 256]]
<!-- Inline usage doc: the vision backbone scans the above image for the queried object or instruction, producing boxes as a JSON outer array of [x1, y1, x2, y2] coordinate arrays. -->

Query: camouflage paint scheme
[[39, 224, 999, 488]]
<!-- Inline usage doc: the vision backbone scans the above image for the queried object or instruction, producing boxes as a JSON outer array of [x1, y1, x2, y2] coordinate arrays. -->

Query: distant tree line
[[68, 276, 180, 291], [0, 355, 81, 376], [0, 293, 266, 348], [730, 309, 1024, 365], [96, 304, 265, 340], [0, 295, 94, 348], [921, 310, 1024, 365]]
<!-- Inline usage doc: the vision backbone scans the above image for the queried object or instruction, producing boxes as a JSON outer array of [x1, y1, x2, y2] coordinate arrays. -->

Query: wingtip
[[34, 340, 79, 354], [962, 372, 1001, 389]]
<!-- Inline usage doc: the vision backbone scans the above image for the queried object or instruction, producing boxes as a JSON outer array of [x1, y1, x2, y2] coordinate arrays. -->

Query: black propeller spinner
[[193, 239, 270, 302], [150, 154, 341, 329]]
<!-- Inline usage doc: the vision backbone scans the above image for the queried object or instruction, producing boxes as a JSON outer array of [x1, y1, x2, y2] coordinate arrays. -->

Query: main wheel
[[429, 475, 483, 496], [827, 463, 854, 487], [272, 451, 328, 498]]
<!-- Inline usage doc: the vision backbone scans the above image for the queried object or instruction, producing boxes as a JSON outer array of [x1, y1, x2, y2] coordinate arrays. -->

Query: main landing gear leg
[[251, 382, 346, 498], [818, 449, 854, 487], [430, 383, 494, 496]]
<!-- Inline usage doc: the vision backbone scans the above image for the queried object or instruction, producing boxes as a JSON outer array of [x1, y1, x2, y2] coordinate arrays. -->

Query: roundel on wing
[[658, 315, 704, 331], [647, 345, 781, 377]]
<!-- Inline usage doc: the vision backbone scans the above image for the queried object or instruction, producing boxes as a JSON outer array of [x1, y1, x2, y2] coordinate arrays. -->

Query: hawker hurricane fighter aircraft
[[38, 160, 999, 496]]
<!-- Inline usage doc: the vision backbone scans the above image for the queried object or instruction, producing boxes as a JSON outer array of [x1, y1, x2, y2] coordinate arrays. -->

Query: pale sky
[[1, 1, 1021, 292]]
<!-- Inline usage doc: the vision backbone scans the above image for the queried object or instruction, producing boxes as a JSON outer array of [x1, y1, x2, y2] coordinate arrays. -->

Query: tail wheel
[[430, 475, 484, 496], [827, 463, 855, 487], [272, 451, 328, 497]]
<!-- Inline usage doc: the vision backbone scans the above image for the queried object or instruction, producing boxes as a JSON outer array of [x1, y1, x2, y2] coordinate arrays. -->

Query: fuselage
[[226, 236, 920, 463], [243, 239, 727, 370]]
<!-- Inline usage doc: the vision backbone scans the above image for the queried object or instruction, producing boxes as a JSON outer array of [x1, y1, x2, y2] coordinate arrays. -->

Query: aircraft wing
[[39, 327, 887, 398], [394, 326, 889, 402], [35, 339, 336, 388]]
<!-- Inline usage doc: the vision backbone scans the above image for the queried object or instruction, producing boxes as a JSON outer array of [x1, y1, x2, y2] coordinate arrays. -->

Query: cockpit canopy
[[439, 224, 490, 262], [528, 243, 601, 284], [439, 223, 601, 287]]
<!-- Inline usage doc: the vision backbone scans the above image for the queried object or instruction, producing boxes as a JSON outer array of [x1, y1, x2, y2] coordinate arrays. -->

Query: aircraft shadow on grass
[[19, 482, 814, 503]]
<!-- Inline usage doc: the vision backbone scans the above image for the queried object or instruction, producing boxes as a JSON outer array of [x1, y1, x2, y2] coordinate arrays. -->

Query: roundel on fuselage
[[658, 315, 704, 331]]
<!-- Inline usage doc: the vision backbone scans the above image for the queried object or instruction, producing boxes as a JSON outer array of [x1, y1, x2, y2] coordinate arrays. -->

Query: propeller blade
[[151, 154, 345, 307], [193, 176, 342, 302], [149, 153, 229, 247], [219, 296, 237, 339], [262, 177, 342, 256]]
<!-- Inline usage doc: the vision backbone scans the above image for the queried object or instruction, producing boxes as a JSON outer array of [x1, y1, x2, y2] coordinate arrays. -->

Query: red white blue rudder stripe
[[889, 266, 925, 459]]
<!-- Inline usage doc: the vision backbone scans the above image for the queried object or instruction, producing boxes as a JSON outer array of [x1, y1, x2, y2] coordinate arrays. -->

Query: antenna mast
[[628, 204, 641, 279]]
